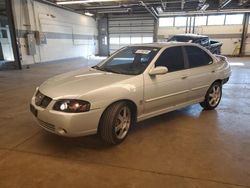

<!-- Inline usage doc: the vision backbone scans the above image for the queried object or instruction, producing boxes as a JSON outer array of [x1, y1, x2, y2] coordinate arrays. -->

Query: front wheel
[[99, 102, 132, 144], [200, 82, 222, 110]]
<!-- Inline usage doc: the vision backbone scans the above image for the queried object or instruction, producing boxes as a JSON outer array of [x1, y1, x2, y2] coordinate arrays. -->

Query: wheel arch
[[212, 79, 223, 86]]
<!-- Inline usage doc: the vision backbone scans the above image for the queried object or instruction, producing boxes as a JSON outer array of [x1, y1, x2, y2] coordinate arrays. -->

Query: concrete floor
[[0, 57, 250, 188]]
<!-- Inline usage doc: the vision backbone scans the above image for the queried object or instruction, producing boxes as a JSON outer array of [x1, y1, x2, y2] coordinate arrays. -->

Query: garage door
[[108, 15, 155, 53]]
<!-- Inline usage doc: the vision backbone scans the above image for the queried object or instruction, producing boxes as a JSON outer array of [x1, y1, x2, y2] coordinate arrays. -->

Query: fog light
[[57, 128, 67, 135]]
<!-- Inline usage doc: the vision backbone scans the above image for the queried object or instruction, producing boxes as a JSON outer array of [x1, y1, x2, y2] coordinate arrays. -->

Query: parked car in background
[[168, 34, 223, 54], [30, 42, 231, 144]]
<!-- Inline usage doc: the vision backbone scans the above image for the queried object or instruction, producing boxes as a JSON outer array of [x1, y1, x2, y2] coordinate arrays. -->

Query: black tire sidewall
[[99, 102, 132, 144]]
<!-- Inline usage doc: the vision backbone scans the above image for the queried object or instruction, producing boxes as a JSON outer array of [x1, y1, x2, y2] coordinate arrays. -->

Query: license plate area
[[30, 104, 38, 117]]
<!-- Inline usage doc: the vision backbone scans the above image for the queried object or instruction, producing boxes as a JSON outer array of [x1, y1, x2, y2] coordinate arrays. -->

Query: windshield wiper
[[102, 67, 121, 74], [91, 65, 105, 71], [92, 65, 119, 74], [92, 66, 135, 75]]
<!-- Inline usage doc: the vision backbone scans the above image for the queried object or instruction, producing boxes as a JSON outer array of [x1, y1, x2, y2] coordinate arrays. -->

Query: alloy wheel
[[208, 85, 221, 107], [114, 106, 131, 139]]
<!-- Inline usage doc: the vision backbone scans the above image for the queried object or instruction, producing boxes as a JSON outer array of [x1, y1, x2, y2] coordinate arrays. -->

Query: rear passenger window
[[185, 46, 213, 68], [155, 46, 185, 72]]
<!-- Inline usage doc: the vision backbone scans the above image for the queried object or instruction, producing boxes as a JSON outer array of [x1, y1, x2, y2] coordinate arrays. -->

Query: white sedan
[[30, 42, 231, 144]]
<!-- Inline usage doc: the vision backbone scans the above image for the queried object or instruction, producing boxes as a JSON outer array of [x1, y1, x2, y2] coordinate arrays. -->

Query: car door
[[143, 46, 190, 115], [183, 45, 214, 101]]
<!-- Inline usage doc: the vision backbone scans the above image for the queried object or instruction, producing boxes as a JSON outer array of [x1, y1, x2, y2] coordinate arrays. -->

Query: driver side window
[[155, 46, 185, 72]]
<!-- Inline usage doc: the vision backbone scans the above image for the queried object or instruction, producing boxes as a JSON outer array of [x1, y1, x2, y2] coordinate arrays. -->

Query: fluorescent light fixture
[[57, 0, 119, 5], [85, 12, 94, 16], [156, 6, 163, 13], [97, 9, 129, 14], [220, 0, 232, 8], [200, 3, 209, 11]]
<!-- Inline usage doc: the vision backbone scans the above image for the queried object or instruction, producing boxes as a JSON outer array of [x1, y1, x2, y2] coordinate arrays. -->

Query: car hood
[[39, 68, 134, 99]]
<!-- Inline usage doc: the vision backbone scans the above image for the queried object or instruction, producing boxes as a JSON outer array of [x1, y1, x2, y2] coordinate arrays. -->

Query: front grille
[[35, 90, 52, 108], [38, 119, 55, 132]]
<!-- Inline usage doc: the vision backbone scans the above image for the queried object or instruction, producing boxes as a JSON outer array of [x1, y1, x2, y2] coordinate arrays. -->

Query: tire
[[99, 102, 132, 144], [200, 82, 222, 110]]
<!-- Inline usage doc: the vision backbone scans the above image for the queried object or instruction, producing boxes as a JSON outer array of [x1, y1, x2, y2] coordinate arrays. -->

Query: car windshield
[[93, 46, 160, 75], [168, 36, 194, 43]]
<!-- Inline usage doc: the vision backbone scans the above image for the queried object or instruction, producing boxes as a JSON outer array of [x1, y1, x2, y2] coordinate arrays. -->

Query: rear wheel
[[200, 82, 222, 110], [99, 102, 132, 144]]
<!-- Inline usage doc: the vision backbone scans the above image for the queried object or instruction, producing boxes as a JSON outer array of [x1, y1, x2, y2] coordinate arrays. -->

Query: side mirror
[[149, 66, 168, 76]]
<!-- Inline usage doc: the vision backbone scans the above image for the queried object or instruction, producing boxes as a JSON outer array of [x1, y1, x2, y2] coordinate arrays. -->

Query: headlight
[[53, 99, 90, 113]]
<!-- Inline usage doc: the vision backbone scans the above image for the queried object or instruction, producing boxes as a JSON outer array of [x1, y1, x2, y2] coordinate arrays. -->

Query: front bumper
[[30, 96, 104, 137]]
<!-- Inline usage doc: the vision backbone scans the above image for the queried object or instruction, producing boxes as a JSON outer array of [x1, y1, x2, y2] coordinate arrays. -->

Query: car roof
[[128, 42, 200, 48], [171, 33, 208, 39]]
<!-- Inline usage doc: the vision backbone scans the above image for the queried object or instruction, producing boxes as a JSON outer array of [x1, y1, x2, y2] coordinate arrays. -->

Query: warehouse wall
[[12, 0, 98, 65], [195, 25, 242, 55], [246, 24, 250, 56], [158, 15, 250, 56]]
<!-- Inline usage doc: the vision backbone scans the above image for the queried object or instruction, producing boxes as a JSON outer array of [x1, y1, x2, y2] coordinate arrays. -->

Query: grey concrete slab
[[0, 113, 40, 149], [0, 151, 243, 188], [16, 108, 250, 187], [0, 57, 250, 188]]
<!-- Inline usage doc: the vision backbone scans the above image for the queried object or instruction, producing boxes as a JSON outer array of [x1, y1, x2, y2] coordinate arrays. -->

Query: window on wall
[[195, 16, 207, 26], [142, 37, 153, 43], [159, 17, 174, 27], [207, 15, 225, 25], [174, 17, 187, 27], [110, 37, 119, 44], [131, 37, 142, 44], [120, 37, 130, 44], [109, 35, 154, 53], [225, 14, 244, 25]]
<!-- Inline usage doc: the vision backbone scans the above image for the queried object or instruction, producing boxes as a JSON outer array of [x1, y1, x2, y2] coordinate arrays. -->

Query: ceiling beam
[[139, 1, 158, 19], [181, 0, 185, 10], [160, 0, 167, 10], [238, 0, 250, 6], [56, 0, 138, 5], [77, 1, 162, 10], [159, 8, 250, 16], [39, 0, 250, 15]]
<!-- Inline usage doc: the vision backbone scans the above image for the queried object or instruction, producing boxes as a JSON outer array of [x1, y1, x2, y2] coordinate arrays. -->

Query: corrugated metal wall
[[108, 14, 154, 53], [12, 0, 97, 65]]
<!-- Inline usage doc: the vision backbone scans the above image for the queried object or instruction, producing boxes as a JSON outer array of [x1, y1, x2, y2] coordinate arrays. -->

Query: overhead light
[[57, 0, 120, 5], [220, 0, 232, 8], [200, 3, 209, 11], [84, 12, 94, 16], [97, 8, 129, 14], [156, 6, 163, 13]]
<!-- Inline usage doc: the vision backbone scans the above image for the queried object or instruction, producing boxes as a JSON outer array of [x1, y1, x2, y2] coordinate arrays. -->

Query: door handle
[[181, 76, 188, 79]]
